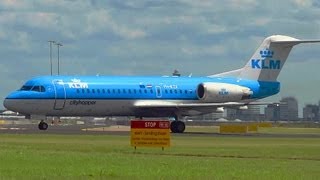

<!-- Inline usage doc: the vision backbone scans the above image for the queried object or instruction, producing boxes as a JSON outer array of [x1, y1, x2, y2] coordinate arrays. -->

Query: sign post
[[131, 120, 170, 150]]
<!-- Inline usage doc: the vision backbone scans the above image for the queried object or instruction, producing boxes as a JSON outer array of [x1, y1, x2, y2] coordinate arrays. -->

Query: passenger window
[[134, 89, 137, 93], [118, 89, 121, 93], [170, 90, 172, 93], [150, 89, 153, 93], [180, 90, 182, 93], [123, 89, 126, 93], [76, 89, 80, 93], [144, 89, 147, 93], [82, 89, 85, 93], [165, 90, 168, 93], [174, 89, 177, 93], [185, 90, 188, 94], [102, 89, 105, 93], [92, 89, 95, 93], [87, 89, 90, 93], [97, 89, 100, 93], [128, 89, 131, 94]]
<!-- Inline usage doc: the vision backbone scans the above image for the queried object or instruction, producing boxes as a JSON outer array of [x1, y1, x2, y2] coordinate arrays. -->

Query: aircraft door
[[156, 86, 162, 98], [52, 79, 66, 110]]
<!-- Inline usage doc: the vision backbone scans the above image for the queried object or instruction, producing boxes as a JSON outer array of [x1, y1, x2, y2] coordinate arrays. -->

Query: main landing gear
[[170, 121, 185, 133], [38, 120, 48, 130]]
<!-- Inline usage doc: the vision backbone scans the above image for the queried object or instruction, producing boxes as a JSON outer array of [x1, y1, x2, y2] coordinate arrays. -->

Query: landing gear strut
[[38, 120, 48, 130], [170, 121, 185, 133]]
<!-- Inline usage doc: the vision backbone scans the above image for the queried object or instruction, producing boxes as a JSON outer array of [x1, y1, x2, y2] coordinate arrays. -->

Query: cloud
[[181, 44, 227, 56], [12, 31, 32, 52], [24, 12, 59, 30], [85, 9, 147, 39], [0, 0, 320, 109], [294, 0, 313, 7], [0, 0, 31, 10]]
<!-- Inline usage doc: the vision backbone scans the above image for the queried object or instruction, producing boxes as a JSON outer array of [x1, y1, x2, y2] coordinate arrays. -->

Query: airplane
[[3, 35, 320, 133]]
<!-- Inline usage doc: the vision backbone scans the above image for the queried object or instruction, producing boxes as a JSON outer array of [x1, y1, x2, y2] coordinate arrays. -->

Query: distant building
[[279, 97, 299, 121], [203, 112, 224, 120], [264, 104, 280, 121], [226, 105, 261, 121], [192, 112, 224, 121], [226, 108, 237, 120], [303, 104, 319, 121], [263, 97, 298, 121]]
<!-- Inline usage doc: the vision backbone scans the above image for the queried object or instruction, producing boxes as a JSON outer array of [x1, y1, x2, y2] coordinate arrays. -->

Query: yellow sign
[[219, 124, 248, 134], [131, 128, 170, 147], [131, 120, 170, 148], [247, 124, 258, 132], [257, 122, 272, 128]]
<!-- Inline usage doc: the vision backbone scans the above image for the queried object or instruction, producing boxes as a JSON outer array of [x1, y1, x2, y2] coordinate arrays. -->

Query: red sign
[[131, 120, 170, 148], [131, 120, 170, 129]]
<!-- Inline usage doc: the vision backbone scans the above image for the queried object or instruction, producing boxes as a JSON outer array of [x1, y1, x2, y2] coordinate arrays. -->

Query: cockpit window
[[20, 85, 46, 92], [20, 86, 33, 91], [32, 86, 40, 92], [31, 86, 46, 92]]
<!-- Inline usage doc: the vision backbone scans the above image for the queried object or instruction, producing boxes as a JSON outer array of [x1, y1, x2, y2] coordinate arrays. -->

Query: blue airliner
[[3, 35, 320, 133]]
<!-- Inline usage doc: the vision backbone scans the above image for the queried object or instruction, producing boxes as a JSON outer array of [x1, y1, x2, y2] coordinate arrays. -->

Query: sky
[[0, 0, 320, 114]]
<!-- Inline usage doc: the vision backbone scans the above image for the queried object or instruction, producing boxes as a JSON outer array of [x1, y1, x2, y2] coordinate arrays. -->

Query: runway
[[0, 124, 130, 136], [1, 123, 320, 138]]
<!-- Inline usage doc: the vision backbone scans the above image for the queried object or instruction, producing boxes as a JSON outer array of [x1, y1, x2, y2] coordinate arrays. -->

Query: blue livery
[[3, 35, 320, 133]]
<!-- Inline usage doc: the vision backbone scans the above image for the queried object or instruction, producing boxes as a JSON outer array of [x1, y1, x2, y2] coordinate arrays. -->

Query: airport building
[[264, 104, 280, 121], [303, 104, 320, 121], [191, 112, 224, 121], [279, 97, 299, 121], [226, 105, 261, 121], [263, 97, 299, 121]]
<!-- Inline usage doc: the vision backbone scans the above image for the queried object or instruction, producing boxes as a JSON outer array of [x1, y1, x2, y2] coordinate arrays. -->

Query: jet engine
[[197, 82, 252, 102]]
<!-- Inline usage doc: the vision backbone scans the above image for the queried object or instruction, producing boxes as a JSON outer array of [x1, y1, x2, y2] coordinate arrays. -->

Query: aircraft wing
[[134, 100, 279, 108]]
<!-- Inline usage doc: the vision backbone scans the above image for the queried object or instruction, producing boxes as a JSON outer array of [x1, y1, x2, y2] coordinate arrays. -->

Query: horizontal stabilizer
[[272, 40, 320, 44]]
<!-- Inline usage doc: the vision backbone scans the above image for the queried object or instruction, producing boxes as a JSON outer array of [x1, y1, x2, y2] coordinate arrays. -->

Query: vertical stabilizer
[[212, 35, 320, 81]]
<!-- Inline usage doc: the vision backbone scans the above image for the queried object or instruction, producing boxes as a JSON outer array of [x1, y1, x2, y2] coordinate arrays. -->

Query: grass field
[[185, 125, 320, 134], [0, 128, 320, 179]]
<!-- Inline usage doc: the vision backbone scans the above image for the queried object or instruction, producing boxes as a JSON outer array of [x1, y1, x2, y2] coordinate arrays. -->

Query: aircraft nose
[[3, 95, 15, 111], [3, 98, 11, 110], [3, 91, 20, 111]]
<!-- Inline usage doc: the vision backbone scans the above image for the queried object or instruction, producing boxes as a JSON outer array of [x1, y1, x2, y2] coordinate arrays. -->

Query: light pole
[[55, 42, 63, 75], [48, 40, 55, 76]]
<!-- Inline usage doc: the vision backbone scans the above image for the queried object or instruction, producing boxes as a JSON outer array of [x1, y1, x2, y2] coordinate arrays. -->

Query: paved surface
[[1, 124, 320, 138], [0, 124, 130, 135]]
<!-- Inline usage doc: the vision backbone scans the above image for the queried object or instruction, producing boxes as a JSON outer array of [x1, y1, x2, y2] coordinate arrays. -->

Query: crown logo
[[71, 78, 81, 83], [260, 49, 274, 58]]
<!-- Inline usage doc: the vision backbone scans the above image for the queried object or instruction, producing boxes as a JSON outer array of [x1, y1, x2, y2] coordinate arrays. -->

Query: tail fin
[[213, 35, 320, 81]]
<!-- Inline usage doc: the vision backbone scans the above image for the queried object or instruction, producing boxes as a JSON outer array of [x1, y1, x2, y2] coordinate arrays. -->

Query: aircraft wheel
[[176, 121, 185, 133], [38, 121, 48, 130], [170, 121, 178, 133], [170, 121, 185, 133]]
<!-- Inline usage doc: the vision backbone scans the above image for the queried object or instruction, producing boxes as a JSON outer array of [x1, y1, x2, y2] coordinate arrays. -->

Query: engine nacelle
[[197, 82, 252, 102]]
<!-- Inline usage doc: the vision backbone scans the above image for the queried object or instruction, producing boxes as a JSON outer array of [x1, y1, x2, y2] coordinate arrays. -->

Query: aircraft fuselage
[[3, 75, 279, 117]]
